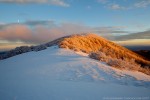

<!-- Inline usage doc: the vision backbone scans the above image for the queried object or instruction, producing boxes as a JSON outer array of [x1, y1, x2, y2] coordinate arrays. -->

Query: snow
[[75, 51, 89, 56], [0, 46, 150, 100], [112, 68, 150, 82]]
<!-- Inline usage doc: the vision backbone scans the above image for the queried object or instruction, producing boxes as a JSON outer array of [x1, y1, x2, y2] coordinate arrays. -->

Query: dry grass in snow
[[58, 33, 150, 75]]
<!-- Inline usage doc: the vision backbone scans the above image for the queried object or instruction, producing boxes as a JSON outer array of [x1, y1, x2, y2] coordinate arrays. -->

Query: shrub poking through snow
[[89, 52, 108, 62], [107, 58, 141, 70], [89, 52, 141, 71]]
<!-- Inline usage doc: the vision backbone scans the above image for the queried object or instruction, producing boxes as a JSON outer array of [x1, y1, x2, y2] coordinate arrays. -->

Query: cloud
[[0, 24, 62, 44], [0, 20, 126, 44], [0, 21, 92, 44], [0, 0, 70, 7], [0, 43, 33, 51], [114, 39, 150, 46], [108, 4, 126, 10], [24, 20, 55, 26], [97, 0, 128, 10], [115, 30, 150, 41], [134, 0, 150, 8], [97, 0, 150, 10], [0, 25, 72, 44], [93, 26, 127, 33], [110, 30, 129, 33], [0, 20, 55, 28]]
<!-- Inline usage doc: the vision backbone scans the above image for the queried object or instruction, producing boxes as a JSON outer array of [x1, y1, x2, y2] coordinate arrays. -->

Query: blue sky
[[0, 0, 150, 30], [0, 0, 150, 50]]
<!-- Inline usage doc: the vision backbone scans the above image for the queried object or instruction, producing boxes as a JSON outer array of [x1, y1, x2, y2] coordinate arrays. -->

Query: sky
[[0, 0, 150, 51]]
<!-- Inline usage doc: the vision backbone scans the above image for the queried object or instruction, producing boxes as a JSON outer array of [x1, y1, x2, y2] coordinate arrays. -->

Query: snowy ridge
[[1, 33, 150, 75], [0, 46, 150, 100]]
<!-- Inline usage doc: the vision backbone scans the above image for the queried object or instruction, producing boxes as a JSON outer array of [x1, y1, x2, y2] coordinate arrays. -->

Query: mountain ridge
[[1, 45, 150, 100], [0, 33, 150, 75]]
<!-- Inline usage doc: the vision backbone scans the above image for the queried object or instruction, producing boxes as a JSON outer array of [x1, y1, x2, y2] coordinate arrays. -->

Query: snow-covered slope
[[0, 46, 150, 100]]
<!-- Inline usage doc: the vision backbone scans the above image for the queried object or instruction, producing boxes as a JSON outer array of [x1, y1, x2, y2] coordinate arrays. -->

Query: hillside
[[0, 33, 150, 75], [58, 34, 148, 62], [0, 46, 150, 100], [58, 34, 150, 75]]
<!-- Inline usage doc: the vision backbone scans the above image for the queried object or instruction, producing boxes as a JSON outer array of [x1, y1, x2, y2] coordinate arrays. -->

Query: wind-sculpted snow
[[0, 46, 150, 100]]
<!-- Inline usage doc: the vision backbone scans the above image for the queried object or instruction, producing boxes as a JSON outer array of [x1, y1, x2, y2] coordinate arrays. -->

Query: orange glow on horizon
[[114, 39, 150, 46], [0, 43, 34, 51]]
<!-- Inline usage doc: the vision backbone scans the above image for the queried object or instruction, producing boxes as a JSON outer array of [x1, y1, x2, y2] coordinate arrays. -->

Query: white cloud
[[97, 0, 150, 10], [0, 0, 70, 7], [108, 4, 125, 10], [134, 0, 150, 8]]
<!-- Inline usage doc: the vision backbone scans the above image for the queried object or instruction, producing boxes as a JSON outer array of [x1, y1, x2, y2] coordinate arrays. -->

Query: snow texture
[[0, 46, 150, 100]]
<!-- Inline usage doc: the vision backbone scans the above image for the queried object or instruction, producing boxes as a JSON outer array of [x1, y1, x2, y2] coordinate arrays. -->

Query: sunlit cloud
[[0, 24, 63, 44], [114, 39, 150, 46], [0, 20, 127, 44], [0, 20, 149, 51], [0, 21, 91, 44], [0, 43, 33, 51]]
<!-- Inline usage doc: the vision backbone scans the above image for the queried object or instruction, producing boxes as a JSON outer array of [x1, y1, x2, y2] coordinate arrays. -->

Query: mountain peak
[[58, 33, 150, 75], [0, 33, 150, 100], [1, 33, 150, 75]]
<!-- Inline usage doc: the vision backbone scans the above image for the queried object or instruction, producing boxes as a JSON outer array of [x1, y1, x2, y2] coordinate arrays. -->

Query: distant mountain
[[125, 45, 150, 51], [134, 50, 150, 60]]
